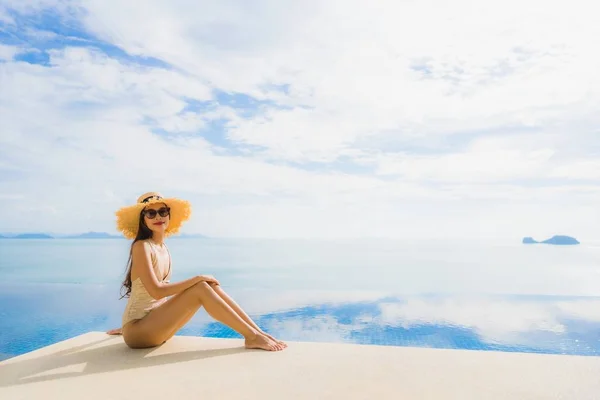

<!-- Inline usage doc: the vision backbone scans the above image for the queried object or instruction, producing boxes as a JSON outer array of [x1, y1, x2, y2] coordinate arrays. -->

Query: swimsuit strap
[[164, 244, 172, 281]]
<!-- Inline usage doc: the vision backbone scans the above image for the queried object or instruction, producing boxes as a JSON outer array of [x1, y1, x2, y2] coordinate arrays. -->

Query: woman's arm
[[131, 241, 217, 300], [156, 276, 203, 298]]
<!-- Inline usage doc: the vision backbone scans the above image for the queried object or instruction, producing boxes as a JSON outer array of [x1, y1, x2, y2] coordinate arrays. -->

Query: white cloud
[[372, 131, 600, 183], [0, 0, 599, 240], [375, 135, 556, 182], [0, 193, 24, 200], [226, 108, 365, 162], [551, 160, 600, 180], [0, 44, 19, 61], [76, 0, 600, 157]]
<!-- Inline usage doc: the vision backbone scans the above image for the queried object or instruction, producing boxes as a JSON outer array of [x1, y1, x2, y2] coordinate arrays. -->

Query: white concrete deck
[[1, 332, 599, 399]]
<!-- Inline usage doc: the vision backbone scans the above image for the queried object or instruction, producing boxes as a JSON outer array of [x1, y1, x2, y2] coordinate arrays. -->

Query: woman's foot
[[245, 333, 284, 351], [106, 328, 122, 335], [260, 331, 287, 348]]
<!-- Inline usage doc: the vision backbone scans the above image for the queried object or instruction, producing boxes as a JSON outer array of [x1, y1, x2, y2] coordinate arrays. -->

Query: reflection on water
[[1, 283, 599, 360]]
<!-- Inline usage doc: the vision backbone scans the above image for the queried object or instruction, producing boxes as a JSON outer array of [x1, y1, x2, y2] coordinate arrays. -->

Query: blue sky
[[0, 0, 599, 240]]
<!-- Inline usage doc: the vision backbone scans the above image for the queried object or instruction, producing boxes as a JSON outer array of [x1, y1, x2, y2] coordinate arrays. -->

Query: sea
[[1, 238, 599, 360]]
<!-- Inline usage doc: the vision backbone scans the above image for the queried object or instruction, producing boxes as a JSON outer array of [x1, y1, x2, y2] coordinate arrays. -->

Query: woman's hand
[[197, 275, 220, 286]]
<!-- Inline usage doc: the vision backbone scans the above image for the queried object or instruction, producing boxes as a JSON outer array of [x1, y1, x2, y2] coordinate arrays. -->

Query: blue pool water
[[1, 238, 600, 360]]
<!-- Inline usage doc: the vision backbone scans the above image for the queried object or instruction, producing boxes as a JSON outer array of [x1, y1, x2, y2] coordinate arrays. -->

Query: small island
[[522, 235, 580, 245], [13, 233, 54, 239], [65, 231, 122, 239]]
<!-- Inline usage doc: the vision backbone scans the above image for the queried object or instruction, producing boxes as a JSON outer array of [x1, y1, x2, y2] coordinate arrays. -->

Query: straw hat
[[115, 191, 192, 239]]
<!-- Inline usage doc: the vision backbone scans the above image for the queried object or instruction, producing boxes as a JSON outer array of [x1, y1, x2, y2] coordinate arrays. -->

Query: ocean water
[[1, 238, 600, 360]]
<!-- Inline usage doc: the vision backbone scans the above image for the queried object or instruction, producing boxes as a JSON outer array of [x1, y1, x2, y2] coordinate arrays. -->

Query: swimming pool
[[2, 283, 599, 359], [1, 239, 600, 359]]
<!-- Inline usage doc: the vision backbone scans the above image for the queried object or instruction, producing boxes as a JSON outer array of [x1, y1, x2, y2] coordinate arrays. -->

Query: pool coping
[[1, 331, 599, 399]]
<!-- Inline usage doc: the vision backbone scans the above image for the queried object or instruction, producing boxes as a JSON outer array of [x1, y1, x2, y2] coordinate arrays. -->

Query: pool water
[[1, 239, 600, 360]]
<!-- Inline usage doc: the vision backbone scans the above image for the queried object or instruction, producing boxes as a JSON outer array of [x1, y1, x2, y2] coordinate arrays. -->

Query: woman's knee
[[191, 281, 212, 298]]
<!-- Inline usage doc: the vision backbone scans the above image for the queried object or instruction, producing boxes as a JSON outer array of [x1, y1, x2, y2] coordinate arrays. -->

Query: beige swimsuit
[[122, 240, 172, 327]]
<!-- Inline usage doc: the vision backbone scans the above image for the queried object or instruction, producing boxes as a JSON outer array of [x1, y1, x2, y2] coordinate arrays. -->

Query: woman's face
[[142, 202, 170, 235]]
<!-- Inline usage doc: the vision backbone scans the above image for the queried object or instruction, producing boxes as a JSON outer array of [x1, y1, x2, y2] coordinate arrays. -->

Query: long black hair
[[120, 209, 153, 299]]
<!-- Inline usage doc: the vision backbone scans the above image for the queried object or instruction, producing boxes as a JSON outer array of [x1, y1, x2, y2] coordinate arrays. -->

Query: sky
[[0, 0, 599, 240]]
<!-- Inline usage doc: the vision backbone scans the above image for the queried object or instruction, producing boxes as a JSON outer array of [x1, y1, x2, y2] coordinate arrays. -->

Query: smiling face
[[142, 202, 170, 236]]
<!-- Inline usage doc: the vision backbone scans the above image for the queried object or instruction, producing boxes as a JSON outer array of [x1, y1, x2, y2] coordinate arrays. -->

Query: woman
[[106, 192, 286, 351]]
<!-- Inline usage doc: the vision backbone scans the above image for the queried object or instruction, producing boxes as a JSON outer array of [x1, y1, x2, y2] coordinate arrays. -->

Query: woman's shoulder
[[132, 240, 157, 266], [132, 240, 152, 253]]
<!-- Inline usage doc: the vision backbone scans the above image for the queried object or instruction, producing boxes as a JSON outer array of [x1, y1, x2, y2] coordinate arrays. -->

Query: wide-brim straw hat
[[115, 191, 192, 239]]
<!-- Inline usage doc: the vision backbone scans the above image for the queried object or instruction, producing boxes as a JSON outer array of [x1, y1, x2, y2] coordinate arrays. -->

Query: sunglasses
[[143, 207, 170, 219]]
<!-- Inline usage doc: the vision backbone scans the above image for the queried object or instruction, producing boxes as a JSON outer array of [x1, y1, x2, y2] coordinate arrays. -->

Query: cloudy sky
[[0, 0, 598, 240]]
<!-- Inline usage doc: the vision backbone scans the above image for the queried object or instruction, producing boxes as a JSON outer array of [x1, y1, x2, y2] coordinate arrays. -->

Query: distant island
[[0, 231, 209, 239], [522, 235, 580, 245], [2, 233, 54, 239], [0, 232, 119, 239], [64, 231, 122, 239]]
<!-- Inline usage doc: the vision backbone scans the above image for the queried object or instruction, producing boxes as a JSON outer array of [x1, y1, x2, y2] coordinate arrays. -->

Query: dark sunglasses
[[143, 207, 170, 219]]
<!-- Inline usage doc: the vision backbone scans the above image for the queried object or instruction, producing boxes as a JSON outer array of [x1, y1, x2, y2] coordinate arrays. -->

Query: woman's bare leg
[[107, 308, 195, 338], [108, 286, 286, 347], [122, 281, 283, 351], [209, 283, 287, 347]]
